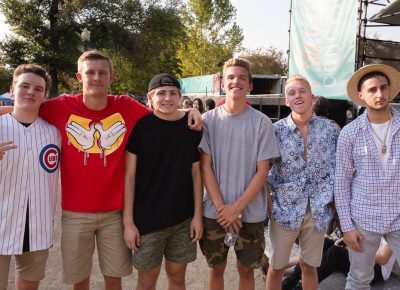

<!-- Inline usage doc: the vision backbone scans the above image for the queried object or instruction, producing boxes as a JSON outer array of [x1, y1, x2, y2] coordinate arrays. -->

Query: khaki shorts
[[61, 210, 132, 284], [269, 210, 325, 269], [200, 217, 265, 269], [133, 219, 196, 272], [0, 249, 49, 289]]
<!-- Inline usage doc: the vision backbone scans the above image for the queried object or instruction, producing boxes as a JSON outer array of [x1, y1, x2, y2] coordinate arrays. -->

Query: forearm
[[123, 176, 135, 226], [233, 160, 269, 213], [192, 162, 203, 218], [201, 160, 224, 208]]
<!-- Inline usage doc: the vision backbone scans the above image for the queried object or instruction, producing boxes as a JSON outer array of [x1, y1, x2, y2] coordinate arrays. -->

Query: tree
[[239, 47, 288, 76], [177, 0, 243, 77], [0, 0, 82, 97], [0, 65, 12, 93]]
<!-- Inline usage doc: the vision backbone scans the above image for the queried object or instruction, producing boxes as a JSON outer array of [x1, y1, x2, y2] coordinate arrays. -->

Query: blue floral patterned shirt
[[268, 114, 340, 232]]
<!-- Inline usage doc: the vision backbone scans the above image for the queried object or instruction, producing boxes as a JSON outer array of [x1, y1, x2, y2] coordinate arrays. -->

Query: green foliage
[[177, 0, 243, 77], [0, 65, 12, 93], [0, 0, 81, 97], [240, 47, 288, 76]]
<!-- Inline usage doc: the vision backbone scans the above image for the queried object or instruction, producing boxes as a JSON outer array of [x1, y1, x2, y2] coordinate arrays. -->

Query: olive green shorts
[[199, 217, 265, 269], [133, 219, 196, 272]]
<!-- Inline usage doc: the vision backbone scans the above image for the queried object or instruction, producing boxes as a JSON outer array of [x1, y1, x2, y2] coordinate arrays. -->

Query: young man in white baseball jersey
[[0, 64, 61, 290]]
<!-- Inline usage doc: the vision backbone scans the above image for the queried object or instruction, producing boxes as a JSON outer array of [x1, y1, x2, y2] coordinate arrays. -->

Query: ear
[[9, 85, 14, 96], [221, 80, 225, 90], [147, 92, 153, 109], [76, 72, 82, 84], [110, 72, 115, 83], [248, 82, 253, 93], [358, 92, 364, 101], [285, 98, 290, 107]]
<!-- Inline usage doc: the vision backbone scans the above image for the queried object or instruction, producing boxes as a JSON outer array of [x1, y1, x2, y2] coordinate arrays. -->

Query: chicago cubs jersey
[[0, 113, 61, 255]]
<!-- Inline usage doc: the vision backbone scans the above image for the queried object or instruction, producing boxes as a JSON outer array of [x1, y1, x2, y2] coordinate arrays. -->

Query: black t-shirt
[[126, 112, 202, 235]]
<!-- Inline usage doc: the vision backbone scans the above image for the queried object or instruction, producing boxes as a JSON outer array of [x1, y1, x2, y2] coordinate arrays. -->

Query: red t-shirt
[[40, 94, 150, 212]]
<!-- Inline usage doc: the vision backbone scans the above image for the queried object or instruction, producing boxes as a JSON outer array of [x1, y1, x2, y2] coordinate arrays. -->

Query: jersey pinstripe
[[0, 114, 60, 255]]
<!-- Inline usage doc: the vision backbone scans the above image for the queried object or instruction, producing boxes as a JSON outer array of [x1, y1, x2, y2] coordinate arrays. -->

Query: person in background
[[193, 98, 205, 114], [205, 99, 216, 112], [182, 97, 193, 109]]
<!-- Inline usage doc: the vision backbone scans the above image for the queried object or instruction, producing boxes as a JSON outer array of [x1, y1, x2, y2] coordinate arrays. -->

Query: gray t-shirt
[[199, 105, 280, 222]]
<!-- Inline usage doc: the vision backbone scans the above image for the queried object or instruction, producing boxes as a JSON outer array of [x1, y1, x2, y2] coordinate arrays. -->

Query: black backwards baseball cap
[[148, 73, 181, 92]]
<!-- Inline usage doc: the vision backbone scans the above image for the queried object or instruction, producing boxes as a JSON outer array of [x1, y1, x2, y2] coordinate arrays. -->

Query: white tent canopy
[[370, 0, 400, 25]]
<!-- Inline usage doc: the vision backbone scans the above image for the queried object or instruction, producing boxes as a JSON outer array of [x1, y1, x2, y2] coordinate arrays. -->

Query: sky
[[0, 1, 399, 53]]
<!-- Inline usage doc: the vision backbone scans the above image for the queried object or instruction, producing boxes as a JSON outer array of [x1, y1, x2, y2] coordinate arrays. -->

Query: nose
[[27, 86, 34, 95]]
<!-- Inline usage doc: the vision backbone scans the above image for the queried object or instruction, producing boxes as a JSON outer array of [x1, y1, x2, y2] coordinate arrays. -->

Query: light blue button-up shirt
[[269, 114, 340, 232]]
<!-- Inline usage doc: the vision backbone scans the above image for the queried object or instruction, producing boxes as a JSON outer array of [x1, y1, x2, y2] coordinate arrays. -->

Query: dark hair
[[205, 98, 216, 111], [313, 95, 330, 118], [357, 71, 390, 92], [13, 64, 51, 95], [192, 98, 205, 113]]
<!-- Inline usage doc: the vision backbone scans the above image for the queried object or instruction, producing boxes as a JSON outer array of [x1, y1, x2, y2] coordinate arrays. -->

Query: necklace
[[370, 117, 392, 154]]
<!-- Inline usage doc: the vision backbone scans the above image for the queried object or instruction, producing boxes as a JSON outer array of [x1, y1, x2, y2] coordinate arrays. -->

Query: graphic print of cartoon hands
[[66, 122, 96, 150], [94, 122, 127, 150]]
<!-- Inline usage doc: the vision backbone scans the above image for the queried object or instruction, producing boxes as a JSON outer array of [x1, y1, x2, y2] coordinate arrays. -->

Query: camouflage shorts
[[199, 217, 265, 269], [132, 219, 196, 272]]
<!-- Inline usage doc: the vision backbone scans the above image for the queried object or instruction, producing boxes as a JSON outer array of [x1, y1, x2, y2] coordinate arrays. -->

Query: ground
[[6, 193, 400, 289]]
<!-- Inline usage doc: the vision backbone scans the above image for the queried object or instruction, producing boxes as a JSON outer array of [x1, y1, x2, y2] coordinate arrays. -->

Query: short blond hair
[[285, 75, 311, 91], [77, 50, 113, 73], [223, 58, 252, 83]]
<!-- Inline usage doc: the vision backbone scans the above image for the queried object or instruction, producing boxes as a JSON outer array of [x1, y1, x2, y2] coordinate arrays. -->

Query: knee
[[209, 261, 227, 277], [165, 267, 185, 284], [103, 275, 121, 288], [237, 262, 254, 280], [299, 259, 316, 275], [137, 269, 160, 289]]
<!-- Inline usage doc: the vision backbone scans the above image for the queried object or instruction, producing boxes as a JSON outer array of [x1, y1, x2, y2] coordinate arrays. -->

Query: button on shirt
[[269, 114, 340, 232], [335, 109, 400, 234]]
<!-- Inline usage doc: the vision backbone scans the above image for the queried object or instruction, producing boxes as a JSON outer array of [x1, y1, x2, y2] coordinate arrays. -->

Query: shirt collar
[[360, 106, 400, 131], [286, 113, 317, 132]]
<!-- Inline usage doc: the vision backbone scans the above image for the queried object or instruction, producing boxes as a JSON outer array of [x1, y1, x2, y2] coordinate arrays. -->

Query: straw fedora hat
[[347, 64, 400, 107]]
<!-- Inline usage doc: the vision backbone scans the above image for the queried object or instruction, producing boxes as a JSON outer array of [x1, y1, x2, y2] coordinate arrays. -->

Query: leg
[[104, 275, 122, 290], [96, 211, 132, 288], [163, 220, 197, 290], [267, 219, 299, 290], [237, 261, 254, 290], [15, 250, 49, 290], [72, 277, 89, 290], [165, 260, 187, 290], [345, 225, 381, 290], [0, 255, 12, 290], [317, 244, 350, 282], [15, 278, 39, 290], [208, 260, 227, 290], [199, 217, 230, 290], [299, 259, 317, 290], [266, 267, 285, 290], [136, 267, 161, 290], [282, 264, 302, 290], [61, 210, 96, 287]]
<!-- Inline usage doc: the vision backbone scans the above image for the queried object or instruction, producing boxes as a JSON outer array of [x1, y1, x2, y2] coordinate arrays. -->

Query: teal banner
[[288, 0, 358, 100]]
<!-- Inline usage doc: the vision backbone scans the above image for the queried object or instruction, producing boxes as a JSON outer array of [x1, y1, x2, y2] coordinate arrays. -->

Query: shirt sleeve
[[126, 120, 142, 154], [334, 127, 356, 232], [257, 118, 280, 162], [198, 114, 211, 155]]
